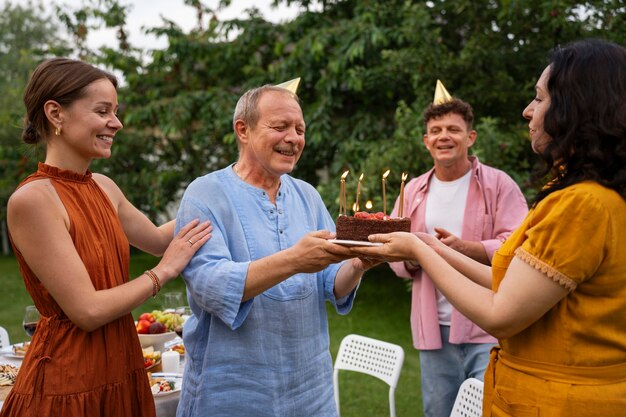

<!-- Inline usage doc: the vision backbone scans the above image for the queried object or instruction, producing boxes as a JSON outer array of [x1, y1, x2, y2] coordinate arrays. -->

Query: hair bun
[[22, 122, 39, 145]]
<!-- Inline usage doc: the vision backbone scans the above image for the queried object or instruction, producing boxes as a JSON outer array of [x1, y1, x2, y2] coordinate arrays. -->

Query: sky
[[6, 0, 310, 50]]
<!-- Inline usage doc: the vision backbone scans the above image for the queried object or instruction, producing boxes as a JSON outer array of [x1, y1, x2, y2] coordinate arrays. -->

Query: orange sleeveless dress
[[1, 163, 155, 417]]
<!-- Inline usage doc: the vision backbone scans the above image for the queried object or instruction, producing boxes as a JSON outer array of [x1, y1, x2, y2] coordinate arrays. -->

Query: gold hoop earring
[[55, 127, 61, 136]]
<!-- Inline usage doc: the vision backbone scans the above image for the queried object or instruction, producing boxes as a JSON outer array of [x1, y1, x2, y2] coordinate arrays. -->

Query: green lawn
[[0, 254, 423, 416]]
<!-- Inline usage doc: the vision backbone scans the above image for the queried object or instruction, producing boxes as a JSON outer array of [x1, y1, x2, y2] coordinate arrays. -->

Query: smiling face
[[237, 89, 305, 181], [423, 112, 476, 179], [51, 78, 123, 165], [523, 65, 552, 154]]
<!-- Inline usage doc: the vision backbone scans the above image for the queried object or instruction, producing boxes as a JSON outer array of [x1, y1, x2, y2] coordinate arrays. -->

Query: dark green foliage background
[[2, 0, 624, 223]]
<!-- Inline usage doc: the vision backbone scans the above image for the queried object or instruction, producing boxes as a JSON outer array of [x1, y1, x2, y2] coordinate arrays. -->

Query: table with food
[[0, 341, 30, 409], [0, 308, 188, 417], [137, 310, 187, 417]]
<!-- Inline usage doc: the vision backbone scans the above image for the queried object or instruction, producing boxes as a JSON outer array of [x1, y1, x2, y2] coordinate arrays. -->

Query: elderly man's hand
[[290, 230, 355, 273]]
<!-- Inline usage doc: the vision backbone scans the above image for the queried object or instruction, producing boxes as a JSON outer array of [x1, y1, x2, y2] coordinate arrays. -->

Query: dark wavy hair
[[532, 39, 626, 205]]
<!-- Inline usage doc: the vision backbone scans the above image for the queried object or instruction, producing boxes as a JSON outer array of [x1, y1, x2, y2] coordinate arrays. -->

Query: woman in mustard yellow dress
[[352, 39, 626, 416]]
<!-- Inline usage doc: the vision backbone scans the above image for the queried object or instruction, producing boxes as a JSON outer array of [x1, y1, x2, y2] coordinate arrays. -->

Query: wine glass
[[162, 292, 185, 314], [23, 305, 40, 338], [175, 307, 192, 338]]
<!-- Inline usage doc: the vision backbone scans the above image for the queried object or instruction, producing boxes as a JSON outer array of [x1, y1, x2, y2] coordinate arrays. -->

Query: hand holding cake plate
[[328, 239, 383, 247], [347, 230, 425, 265]]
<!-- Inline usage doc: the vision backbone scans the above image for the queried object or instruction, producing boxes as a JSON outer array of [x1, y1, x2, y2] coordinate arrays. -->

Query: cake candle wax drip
[[399, 172, 407, 217], [355, 173, 364, 212], [382, 169, 390, 215]]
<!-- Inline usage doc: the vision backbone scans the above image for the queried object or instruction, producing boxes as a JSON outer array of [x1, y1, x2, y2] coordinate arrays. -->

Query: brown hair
[[22, 57, 118, 145], [423, 98, 474, 130]]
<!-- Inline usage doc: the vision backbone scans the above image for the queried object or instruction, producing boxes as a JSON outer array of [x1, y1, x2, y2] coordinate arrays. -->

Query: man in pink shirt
[[389, 82, 528, 417]]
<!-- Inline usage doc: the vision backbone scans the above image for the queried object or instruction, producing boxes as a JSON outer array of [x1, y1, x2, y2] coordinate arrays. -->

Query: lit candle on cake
[[355, 173, 364, 212], [382, 169, 390, 215], [399, 172, 408, 217], [340, 170, 349, 216]]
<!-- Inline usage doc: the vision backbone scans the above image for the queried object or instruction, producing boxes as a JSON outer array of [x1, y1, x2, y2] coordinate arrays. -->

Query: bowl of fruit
[[136, 311, 183, 352]]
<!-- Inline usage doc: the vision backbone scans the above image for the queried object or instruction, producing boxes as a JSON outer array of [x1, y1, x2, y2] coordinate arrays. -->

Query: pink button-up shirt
[[389, 156, 528, 350]]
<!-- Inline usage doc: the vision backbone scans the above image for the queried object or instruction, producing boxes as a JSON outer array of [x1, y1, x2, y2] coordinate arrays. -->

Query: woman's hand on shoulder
[[151, 219, 212, 284]]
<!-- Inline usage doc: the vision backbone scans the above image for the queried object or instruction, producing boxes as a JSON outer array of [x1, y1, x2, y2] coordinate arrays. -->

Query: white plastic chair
[[333, 334, 404, 417], [450, 377, 484, 417], [0, 326, 10, 349]]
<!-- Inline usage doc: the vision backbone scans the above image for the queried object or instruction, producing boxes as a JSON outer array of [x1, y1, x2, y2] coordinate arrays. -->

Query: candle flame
[[358, 173, 364, 181], [382, 169, 390, 179], [341, 170, 349, 179], [365, 200, 373, 209], [352, 202, 358, 212], [402, 172, 408, 181]]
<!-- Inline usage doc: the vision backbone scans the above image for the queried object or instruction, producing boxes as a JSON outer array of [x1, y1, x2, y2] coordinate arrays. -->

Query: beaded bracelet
[[144, 269, 162, 297]]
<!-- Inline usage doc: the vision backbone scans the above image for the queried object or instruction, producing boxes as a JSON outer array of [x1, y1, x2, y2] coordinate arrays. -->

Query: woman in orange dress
[[351, 39, 626, 416], [1, 58, 212, 417]]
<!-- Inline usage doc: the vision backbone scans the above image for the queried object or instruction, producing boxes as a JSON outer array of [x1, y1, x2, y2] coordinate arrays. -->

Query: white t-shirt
[[424, 170, 472, 325]]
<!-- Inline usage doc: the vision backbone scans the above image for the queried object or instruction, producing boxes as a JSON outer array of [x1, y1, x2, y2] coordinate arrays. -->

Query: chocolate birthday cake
[[336, 212, 411, 241]]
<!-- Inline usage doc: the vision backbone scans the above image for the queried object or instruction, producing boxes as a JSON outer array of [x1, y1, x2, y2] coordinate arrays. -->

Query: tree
[[4, 0, 624, 229], [53, 0, 284, 218], [0, 0, 70, 254], [266, 0, 625, 211]]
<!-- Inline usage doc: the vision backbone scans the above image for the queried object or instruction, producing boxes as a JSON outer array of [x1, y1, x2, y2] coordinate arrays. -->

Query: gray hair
[[232, 85, 299, 131]]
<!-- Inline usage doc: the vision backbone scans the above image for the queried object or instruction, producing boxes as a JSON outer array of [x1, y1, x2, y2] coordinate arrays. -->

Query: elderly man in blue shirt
[[175, 82, 374, 417]]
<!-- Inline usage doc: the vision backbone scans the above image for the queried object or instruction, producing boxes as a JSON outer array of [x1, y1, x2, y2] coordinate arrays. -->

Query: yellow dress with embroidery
[[483, 181, 626, 416]]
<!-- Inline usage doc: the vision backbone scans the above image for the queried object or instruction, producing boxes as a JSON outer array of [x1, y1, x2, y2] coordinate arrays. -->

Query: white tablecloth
[[155, 394, 180, 417]]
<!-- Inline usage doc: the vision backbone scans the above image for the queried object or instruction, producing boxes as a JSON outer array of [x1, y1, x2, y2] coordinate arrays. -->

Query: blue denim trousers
[[419, 325, 495, 417]]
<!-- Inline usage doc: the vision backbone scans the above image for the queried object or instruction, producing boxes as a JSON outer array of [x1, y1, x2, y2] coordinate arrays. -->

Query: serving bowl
[[138, 332, 176, 353]]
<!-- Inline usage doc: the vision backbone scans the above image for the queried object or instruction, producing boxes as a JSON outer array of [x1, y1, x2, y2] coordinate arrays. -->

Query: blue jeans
[[419, 325, 495, 417]]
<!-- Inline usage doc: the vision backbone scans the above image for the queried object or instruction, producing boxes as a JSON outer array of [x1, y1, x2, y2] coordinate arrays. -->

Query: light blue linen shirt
[[174, 165, 356, 417]]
